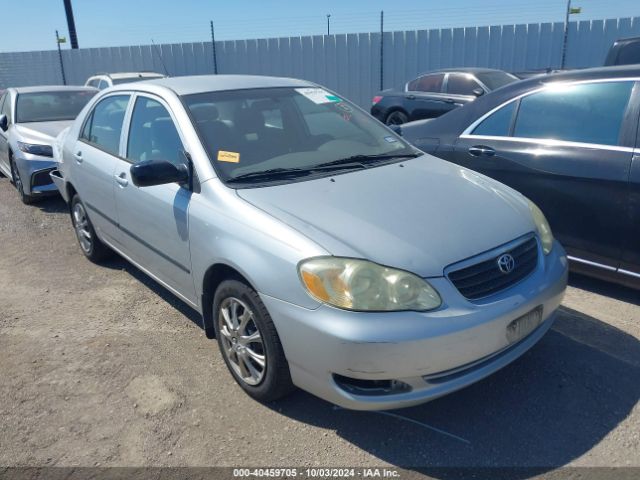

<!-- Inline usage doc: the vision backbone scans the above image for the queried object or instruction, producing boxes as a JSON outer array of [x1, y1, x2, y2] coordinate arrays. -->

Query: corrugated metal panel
[[2, 17, 640, 106]]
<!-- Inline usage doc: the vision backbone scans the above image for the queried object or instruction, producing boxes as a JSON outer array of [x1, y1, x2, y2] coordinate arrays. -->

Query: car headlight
[[527, 199, 553, 255], [298, 257, 442, 311], [17, 141, 53, 157]]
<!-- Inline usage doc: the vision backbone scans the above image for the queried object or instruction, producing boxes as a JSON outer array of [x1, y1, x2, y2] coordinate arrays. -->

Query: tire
[[10, 158, 34, 205], [70, 194, 111, 263], [385, 110, 409, 126], [213, 279, 295, 402]]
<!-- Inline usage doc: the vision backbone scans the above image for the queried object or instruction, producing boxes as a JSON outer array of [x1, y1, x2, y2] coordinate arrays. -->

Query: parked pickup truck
[[605, 36, 640, 66]]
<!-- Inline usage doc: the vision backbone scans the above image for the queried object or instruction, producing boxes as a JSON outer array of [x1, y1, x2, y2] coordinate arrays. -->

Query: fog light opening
[[333, 374, 411, 396]]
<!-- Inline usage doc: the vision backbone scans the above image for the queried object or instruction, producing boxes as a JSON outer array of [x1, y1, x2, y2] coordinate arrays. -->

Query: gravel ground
[[0, 175, 638, 472]]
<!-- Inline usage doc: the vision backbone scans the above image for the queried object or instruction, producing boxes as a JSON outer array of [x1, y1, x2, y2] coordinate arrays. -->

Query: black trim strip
[[85, 202, 191, 274]]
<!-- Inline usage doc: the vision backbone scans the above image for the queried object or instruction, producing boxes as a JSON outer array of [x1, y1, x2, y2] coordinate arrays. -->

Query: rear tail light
[[372, 96, 383, 105]]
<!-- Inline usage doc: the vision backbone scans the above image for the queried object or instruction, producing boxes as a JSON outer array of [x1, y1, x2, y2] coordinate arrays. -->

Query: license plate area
[[506, 306, 543, 344]]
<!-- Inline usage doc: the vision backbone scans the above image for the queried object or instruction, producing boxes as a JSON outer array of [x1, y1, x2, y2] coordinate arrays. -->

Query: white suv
[[84, 72, 165, 90]]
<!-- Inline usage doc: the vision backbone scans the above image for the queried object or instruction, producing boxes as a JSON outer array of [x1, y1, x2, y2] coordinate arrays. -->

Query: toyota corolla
[[51, 75, 567, 410]]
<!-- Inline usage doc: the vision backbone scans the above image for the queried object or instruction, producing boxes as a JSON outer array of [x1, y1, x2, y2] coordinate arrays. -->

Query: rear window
[[475, 71, 518, 90], [16, 90, 96, 123]]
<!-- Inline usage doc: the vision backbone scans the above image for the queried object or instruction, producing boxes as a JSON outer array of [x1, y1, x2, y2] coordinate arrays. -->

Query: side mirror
[[472, 88, 485, 97], [0, 115, 8, 132], [130, 159, 189, 187]]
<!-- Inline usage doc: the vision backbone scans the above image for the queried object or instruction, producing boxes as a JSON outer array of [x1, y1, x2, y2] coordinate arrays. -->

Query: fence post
[[560, 0, 571, 68], [211, 20, 218, 74], [55, 30, 67, 85], [380, 10, 384, 91]]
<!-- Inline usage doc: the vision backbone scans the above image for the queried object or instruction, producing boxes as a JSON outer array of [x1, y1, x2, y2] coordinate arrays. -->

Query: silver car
[[52, 75, 568, 410], [0, 86, 96, 203], [85, 72, 166, 90]]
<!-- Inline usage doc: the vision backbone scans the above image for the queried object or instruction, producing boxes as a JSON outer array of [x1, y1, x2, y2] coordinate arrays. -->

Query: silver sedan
[[0, 86, 96, 204], [52, 75, 568, 410]]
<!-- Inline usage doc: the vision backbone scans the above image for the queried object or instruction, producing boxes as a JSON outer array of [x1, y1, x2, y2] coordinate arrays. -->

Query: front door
[[113, 93, 196, 304], [454, 80, 636, 268]]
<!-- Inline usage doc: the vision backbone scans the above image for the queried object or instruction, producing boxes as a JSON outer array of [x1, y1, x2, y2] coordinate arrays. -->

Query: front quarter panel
[[189, 180, 328, 310]]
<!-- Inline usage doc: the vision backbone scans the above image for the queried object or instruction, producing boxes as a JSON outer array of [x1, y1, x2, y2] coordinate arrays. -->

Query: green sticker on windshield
[[296, 88, 341, 104]]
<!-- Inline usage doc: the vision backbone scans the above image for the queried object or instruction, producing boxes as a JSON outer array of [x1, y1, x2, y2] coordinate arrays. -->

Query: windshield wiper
[[316, 152, 422, 169], [226, 167, 313, 183]]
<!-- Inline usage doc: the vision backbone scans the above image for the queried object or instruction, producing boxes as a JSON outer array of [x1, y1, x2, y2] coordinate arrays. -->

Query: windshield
[[183, 87, 416, 184], [16, 90, 96, 123], [111, 75, 164, 85], [476, 71, 518, 90]]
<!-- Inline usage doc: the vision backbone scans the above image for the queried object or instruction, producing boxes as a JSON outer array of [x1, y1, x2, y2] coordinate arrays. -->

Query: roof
[[102, 72, 165, 80], [10, 85, 98, 94], [431, 67, 512, 74], [119, 74, 315, 96]]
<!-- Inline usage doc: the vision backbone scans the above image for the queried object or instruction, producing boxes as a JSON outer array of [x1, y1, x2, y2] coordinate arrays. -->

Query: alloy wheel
[[218, 297, 266, 386], [72, 202, 93, 253]]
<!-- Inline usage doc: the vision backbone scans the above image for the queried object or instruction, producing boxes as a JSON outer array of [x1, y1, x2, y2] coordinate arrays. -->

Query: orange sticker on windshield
[[218, 151, 240, 163]]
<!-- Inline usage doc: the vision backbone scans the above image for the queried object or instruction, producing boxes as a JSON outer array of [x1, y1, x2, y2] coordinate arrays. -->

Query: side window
[[407, 74, 444, 93], [127, 97, 184, 165], [513, 81, 634, 146], [447, 73, 482, 96], [472, 101, 517, 137], [98, 79, 109, 90], [81, 95, 130, 155]]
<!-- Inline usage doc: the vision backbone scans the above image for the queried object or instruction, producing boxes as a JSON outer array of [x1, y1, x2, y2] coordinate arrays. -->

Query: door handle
[[405, 94, 416, 100], [115, 172, 129, 187], [444, 98, 455, 104], [468, 145, 496, 157], [73, 151, 83, 163]]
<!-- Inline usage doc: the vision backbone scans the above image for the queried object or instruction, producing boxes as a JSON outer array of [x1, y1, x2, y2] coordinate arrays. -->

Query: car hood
[[236, 156, 536, 277], [14, 120, 74, 143]]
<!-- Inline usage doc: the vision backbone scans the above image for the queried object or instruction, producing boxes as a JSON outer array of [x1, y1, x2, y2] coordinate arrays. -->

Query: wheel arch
[[201, 262, 256, 339], [385, 107, 410, 124]]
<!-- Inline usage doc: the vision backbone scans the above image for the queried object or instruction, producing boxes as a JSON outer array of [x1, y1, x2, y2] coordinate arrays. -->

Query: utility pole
[[380, 11, 384, 91], [55, 30, 67, 85], [561, 0, 581, 68], [210, 20, 218, 74], [62, 0, 79, 49], [326, 14, 331, 36]]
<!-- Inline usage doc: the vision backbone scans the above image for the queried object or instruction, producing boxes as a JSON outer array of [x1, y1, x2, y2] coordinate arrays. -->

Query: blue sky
[[2, 0, 639, 52]]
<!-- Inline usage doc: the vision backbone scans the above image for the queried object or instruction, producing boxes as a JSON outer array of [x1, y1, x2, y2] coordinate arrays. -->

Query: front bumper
[[14, 154, 58, 196], [262, 241, 568, 410]]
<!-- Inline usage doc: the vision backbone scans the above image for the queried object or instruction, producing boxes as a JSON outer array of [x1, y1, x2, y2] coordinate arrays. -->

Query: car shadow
[[569, 272, 639, 307], [33, 195, 69, 214], [90, 251, 639, 474], [100, 255, 203, 329], [265, 306, 640, 475]]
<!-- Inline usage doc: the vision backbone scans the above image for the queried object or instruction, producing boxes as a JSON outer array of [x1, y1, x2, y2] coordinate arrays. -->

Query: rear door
[[0, 91, 12, 174], [453, 80, 636, 268], [112, 93, 196, 303], [73, 93, 131, 244], [405, 73, 452, 120]]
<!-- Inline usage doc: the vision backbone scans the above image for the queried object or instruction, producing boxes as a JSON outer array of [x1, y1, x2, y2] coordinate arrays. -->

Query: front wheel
[[70, 194, 111, 263], [213, 279, 295, 402], [10, 159, 34, 205]]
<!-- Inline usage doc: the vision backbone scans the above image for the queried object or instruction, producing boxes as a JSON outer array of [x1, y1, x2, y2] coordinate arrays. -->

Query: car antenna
[[151, 39, 170, 77]]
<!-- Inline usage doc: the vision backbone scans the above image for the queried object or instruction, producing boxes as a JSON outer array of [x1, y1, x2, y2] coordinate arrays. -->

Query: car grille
[[448, 236, 539, 300], [31, 168, 55, 188]]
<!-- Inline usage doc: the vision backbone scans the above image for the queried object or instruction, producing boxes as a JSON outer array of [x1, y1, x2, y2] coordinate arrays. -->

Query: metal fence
[[1, 16, 639, 107]]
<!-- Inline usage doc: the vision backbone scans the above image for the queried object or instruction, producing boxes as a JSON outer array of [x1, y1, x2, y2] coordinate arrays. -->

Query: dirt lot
[[0, 176, 639, 472]]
